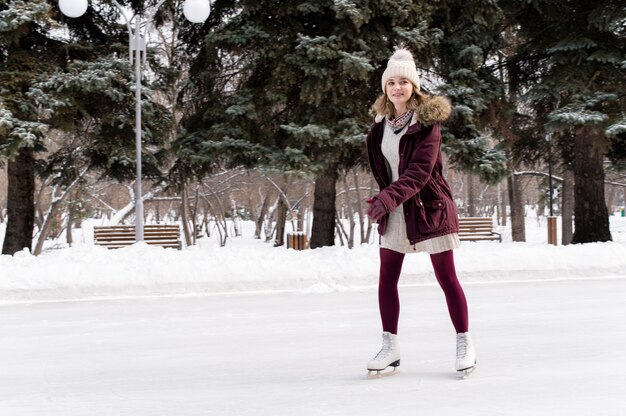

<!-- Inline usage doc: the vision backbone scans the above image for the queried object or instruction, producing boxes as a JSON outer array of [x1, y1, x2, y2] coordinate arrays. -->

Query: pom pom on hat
[[381, 48, 420, 93], [390, 49, 414, 61]]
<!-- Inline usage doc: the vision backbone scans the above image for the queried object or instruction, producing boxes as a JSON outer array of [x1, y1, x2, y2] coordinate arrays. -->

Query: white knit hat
[[381, 48, 420, 93]]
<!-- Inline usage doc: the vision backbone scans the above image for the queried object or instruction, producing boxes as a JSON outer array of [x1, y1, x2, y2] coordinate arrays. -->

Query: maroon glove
[[366, 197, 387, 221]]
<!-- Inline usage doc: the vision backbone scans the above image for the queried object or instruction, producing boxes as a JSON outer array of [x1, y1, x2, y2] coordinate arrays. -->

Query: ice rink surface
[[1, 277, 625, 416]]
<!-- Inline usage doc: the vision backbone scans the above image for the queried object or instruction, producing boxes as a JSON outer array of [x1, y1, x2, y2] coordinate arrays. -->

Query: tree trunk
[[467, 173, 477, 217], [274, 197, 287, 247], [364, 176, 375, 243], [255, 192, 270, 239], [66, 204, 73, 247], [181, 183, 193, 247], [2, 147, 35, 255], [33, 180, 48, 231], [297, 203, 305, 232], [498, 182, 507, 226], [33, 169, 88, 255], [335, 211, 347, 247], [561, 168, 574, 245], [572, 127, 611, 243], [507, 173, 526, 241], [606, 186, 616, 214], [201, 210, 210, 238], [342, 174, 355, 248], [352, 170, 366, 244], [310, 163, 338, 248], [264, 199, 276, 242], [203, 194, 228, 246], [231, 199, 242, 237], [191, 187, 199, 244], [33, 186, 61, 256], [33, 168, 87, 256]]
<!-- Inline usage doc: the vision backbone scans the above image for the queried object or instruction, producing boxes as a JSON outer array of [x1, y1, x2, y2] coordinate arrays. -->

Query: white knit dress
[[379, 122, 460, 254]]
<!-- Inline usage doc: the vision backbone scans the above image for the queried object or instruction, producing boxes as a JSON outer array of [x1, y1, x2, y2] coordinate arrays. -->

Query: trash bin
[[286, 232, 308, 250], [547, 216, 557, 246]]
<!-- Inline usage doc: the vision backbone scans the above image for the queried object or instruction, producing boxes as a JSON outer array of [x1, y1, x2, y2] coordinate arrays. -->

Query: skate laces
[[374, 335, 392, 361], [456, 335, 468, 359]]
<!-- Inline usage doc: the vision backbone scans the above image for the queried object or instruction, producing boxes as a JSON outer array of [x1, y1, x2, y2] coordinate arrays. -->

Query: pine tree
[[0, 0, 61, 254], [429, 0, 510, 183], [1, 0, 172, 254], [177, 0, 439, 247], [509, 0, 626, 243], [427, 1, 529, 239]]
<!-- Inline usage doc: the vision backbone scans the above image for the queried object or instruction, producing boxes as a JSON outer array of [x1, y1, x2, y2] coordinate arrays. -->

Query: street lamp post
[[59, 0, 211, 242]]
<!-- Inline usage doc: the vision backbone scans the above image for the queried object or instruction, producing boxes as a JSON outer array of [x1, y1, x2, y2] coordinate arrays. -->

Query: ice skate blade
[[367, 367, 400, 379], [458, 364, 476, 379]]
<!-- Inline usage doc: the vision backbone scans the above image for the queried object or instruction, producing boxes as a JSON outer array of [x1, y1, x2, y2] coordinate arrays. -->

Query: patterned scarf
[[386, 110, 414, 134]]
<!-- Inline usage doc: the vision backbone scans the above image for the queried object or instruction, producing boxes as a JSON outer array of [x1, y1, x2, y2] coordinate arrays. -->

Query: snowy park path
[[1, 277, 625, 416]]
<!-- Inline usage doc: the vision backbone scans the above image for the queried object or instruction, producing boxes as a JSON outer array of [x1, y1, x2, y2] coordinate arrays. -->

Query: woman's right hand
[[366, 198, 387, 221]]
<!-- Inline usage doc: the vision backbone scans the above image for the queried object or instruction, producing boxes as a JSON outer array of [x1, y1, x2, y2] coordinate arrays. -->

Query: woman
[[365, 48, 476, 377]]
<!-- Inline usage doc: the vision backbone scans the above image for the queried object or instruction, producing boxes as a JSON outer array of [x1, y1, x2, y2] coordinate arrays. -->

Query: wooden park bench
[[458, 217, 502, 242], [93, 224, 181, 249]]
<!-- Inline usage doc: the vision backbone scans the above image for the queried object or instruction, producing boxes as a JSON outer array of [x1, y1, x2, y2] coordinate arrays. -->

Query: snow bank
[[1, 216, 625, 303]]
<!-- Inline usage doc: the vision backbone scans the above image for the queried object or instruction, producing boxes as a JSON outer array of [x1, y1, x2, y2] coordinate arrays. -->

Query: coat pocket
[[416, 198, 447, 234]]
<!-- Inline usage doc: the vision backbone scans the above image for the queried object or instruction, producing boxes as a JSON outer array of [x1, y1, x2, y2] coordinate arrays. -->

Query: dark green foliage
[[1, 0, 173, 180], [509, 0, 625, 146], [173, 0, 451, 247], [174, 0, 438, 176], [429, 0, 510, 183], [1, 0, 174, 253], [507, 0, 625, 243], [29, 58, 172, 183], [1, 0, 171, 176]]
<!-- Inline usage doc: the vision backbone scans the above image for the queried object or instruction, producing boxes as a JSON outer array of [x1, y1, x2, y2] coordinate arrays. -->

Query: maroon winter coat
[[366, 95, 459, 245]]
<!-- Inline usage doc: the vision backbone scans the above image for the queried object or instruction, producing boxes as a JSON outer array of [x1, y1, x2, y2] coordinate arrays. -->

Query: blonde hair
[[371, 83, 429, 117]]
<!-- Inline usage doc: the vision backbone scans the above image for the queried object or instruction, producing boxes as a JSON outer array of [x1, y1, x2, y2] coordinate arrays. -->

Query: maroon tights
[[378, 248, 468, 334]]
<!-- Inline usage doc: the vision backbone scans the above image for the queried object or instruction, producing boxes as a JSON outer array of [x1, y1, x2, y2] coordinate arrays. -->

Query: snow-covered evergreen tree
[[177, 0, 440, 247], [30, 57, 172, 182], [429, 0, 509, 183], [509, 0, 626, 243], [1, 0, 61, 254], [0, 0, 172, 254]]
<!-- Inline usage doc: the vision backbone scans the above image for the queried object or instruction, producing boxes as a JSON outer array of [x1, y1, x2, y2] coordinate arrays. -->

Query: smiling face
[[385, 77, 414, 115]]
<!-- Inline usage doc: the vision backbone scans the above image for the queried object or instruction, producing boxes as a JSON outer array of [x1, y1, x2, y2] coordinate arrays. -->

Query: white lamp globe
[[183, 0, 211, 23], [58, 0, 89, 18]]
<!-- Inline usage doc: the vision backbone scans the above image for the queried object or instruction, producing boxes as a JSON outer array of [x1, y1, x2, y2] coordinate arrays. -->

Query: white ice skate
[[456, 332, 476, 377], [367, 331, 400, 379]]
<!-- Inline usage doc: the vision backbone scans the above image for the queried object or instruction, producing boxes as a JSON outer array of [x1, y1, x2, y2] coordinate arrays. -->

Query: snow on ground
[[1, 214, 625, 303]]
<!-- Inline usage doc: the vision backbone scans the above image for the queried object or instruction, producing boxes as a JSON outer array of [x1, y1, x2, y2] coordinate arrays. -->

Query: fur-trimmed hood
[[374, 95, 452, 127]]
